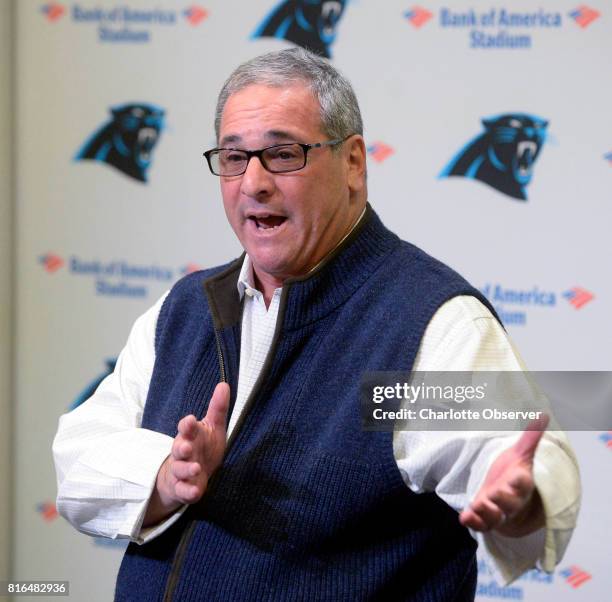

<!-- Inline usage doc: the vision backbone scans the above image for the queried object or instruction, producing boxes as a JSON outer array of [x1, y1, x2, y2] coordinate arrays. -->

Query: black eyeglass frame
[[203, 135, 353, 176]]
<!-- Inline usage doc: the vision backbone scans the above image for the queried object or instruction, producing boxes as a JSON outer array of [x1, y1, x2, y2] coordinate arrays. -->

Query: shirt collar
[[236, 254, 256, 300], [236, 205, 368, 300]]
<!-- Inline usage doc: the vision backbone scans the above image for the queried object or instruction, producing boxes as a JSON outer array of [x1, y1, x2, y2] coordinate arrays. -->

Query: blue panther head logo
[[69, 358, 117, 411], [252, 0, 348, 58], [75, 103, 165, 183], [440, 113, 549, 200]]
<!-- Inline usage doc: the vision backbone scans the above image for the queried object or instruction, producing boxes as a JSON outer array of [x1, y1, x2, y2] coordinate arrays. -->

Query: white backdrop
[[13, 0, 610, 600]]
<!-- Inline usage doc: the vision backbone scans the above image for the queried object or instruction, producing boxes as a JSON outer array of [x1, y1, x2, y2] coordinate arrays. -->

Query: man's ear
[[346, 135, 367, 194]]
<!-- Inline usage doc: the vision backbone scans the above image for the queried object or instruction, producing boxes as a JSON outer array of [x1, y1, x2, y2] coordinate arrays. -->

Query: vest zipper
[[162, 520, 195, 602], [213, 328, 226, 382], [164, 287, 286, 601]]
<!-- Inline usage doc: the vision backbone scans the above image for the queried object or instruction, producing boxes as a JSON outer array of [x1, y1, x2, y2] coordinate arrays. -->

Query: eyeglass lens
[[211, 144, 306, 175]]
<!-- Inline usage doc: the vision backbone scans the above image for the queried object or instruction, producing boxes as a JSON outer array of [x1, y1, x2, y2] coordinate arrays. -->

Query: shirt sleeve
[[52, 291, 188, 544], [393, 295, 581, 584]]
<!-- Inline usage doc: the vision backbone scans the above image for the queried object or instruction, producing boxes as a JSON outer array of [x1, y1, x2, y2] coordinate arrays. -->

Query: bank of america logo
[[600, 432, 612, 449], [39, 253, 64, 273], [183, 5, 208, 25], [568, 5, 600, 28], [604, 151, 612, 164], [40, 2, 65, 21], [563, 286, 594, 309], [36, 502, 59, 522], [403, 6, 433, 28], [560, 565, 592, 588], [367, 142, 395, 163]]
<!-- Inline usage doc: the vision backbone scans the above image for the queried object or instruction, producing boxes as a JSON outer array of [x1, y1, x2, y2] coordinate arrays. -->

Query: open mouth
[[137, 127, 158, 162], [516, 140, 537, 177], [321, 1, 342, 36], [248, 215, 287, 231]]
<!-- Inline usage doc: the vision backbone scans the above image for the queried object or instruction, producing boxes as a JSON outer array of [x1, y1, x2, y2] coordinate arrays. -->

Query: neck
[[253, 270, 283, 309], [253, 204, 368, 308]]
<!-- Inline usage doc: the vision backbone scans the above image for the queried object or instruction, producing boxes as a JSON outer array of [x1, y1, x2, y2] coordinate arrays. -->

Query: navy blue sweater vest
[[115, 207, 497, 601]]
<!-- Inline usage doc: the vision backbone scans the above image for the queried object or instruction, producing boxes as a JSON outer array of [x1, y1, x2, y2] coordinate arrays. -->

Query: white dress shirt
[[53, 257, 580, 585]]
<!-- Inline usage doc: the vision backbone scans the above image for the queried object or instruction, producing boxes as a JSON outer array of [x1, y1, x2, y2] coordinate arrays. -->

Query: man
[[53, 48, 580, 601]]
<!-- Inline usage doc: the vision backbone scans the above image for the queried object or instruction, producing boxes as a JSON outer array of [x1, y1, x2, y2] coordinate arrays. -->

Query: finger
[[459, 508, 488, 531], [507, 469, 534, 495], [172, 438, 193, 461], [468, 498, 506, 530], [514, 414, 549, 461], [177, 415, 199, 440], [170, 460, 201, 481], [175, 480, 202, 504], [203, 382, 230, 430], [488, 465, 534, 497], [489, 486, 531, 517]]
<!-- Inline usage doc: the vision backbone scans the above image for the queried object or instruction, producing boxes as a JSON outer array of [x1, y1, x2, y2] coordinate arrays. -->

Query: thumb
[[203, 382, 230, 430], [514, 413, 550, 461]]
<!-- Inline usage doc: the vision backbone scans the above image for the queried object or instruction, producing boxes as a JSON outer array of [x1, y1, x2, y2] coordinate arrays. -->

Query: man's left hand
[[459, 415, 549, 537]]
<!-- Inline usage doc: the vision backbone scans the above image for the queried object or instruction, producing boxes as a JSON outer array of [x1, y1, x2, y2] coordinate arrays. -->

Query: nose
[[239, 155, 275, 200]]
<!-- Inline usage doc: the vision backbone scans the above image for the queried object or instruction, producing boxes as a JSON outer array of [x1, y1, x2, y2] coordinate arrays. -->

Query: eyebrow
[[219, 130, 300, 148]]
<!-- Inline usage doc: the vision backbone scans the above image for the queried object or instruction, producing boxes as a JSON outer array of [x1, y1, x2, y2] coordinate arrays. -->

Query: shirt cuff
[[133, 505, 188, 544], [467, 434, 580, 584], [58, 426, 191, 544]]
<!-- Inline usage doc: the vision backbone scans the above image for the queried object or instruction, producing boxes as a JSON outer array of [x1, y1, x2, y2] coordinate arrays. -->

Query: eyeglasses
[[203, 136, 351, 177]]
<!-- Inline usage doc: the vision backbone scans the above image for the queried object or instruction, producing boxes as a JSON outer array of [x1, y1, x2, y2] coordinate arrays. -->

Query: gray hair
[[214, 47, 363, 144]]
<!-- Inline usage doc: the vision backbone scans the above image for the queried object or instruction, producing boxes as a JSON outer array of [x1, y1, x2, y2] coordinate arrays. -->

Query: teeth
[[322, 1, 341, 20], [250, 214, 285, 230], [138, 127, 157, 145], [517, 141, 536, 159], [256, 223, 280, 230]]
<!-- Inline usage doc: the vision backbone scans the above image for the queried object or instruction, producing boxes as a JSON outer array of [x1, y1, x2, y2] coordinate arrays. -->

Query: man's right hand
[[143, 382, 230, 527]]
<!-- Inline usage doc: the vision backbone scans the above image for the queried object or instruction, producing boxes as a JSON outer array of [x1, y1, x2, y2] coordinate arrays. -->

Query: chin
[[249, 255, 287, 277]]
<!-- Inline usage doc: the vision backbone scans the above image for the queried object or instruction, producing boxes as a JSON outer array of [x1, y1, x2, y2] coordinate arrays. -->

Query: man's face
[[218, 84, 358, 285]]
